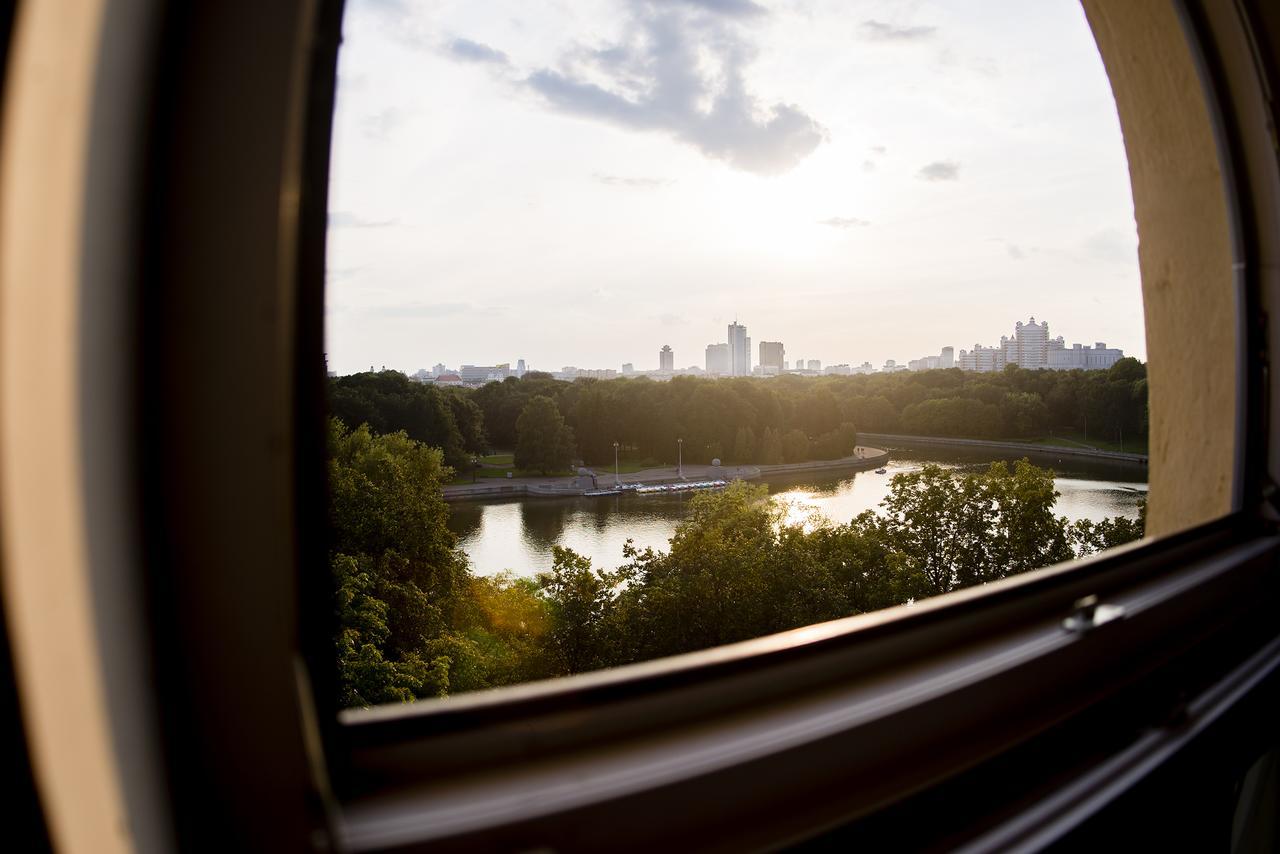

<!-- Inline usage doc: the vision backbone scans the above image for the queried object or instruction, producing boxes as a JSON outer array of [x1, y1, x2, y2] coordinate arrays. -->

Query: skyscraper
[[759, 341, 785, 373], [659, 345, 674, 372], [705, 343, 730, 375], [728, 322, 750, 376]]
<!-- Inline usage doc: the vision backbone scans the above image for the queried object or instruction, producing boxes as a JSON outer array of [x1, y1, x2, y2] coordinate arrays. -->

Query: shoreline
[[855, 432, 1149, 466], [443, 446, 891, 502]]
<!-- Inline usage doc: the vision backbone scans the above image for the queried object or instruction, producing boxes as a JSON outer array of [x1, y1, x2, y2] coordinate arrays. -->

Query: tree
[[732, 426, 757, 462], [782, 428, 809, 462], [515, 395, 576, 474], [329, 419, 470, 706], [538, 547, 618, 675], [759, 427, 783, 464]]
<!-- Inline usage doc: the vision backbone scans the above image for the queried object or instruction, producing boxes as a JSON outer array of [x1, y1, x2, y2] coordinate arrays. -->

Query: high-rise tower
[[728, 322, 750, 376]]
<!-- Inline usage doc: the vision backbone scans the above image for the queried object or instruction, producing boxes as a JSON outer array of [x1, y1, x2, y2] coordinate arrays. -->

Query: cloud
[[325, 266, 365, 282], [361, 107, 403, 141], [593, 173, 674, 188], [917, 160, 960, 181], [869, 145, 887, 155], [661, 0, 767, 16], [363, 302, 507, 318], [1082, 228, 1138, 264], [1007, 244, 1026, 260], [860, 20, 937, 42], [523, 1, 826, 175], [818, 216, 870, 228], [445, 37, 511, 66], [862, 160, 876, 172], [328, 211, 396, 228]]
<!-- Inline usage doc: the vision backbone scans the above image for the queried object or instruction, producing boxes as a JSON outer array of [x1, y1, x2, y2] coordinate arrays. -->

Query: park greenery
[[328, 358, 1148, 474], [330, 417, 1144, 707]]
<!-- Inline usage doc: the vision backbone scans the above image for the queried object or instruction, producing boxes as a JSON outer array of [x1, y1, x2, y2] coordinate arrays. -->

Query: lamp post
[[471, 455, 479, 483], [677, 437, 683, 479], [613, 441, 620, 487]]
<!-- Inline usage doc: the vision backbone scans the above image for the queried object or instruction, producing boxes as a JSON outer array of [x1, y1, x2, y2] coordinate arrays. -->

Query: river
[[447, 447, 1149, 578]]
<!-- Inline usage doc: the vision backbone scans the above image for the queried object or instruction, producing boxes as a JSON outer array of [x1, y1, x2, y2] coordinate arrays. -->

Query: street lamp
[[613, 441, 620, 487], [677, 437, 683, 479]]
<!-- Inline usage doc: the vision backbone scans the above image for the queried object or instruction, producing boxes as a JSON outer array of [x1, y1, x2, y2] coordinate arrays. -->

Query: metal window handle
[[1063, 594, 1127, 633]]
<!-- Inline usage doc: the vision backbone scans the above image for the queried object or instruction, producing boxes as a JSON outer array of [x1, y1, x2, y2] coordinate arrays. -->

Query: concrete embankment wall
[[857, 432, 1149, 466], [755, 449, 889, 477]]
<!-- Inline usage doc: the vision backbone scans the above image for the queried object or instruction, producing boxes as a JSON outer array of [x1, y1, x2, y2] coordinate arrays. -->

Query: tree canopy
[[330, 361, 1148, 471], [515, 395, 577, 474], [330, 414, 1145, 708]]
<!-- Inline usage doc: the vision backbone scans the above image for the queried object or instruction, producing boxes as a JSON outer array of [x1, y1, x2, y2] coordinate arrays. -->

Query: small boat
[[875, 468, 887, 474]]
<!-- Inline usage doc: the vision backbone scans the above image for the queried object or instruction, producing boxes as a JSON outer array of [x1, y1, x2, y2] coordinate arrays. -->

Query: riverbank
[[442, 446, 890, 501], [856, 432, 1148, 466]]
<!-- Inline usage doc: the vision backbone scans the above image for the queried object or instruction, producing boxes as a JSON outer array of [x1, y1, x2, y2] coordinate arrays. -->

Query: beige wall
[[1082, 0, 1239, 537]]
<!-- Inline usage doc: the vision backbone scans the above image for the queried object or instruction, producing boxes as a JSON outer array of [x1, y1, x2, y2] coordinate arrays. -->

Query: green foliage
[[330, 362, 1148, 471], [531, 459, 1140, 676], [732, 426, 756, 463], [514, 395, 577, 474], [782, 428, 809, 462], [329, 404, 1147, 704], [329, 420, 469, 706], [328, 370, 477, 468]]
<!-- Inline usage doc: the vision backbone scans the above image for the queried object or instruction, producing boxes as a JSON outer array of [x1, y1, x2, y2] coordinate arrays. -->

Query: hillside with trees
[[329, 360, 1148, 469]]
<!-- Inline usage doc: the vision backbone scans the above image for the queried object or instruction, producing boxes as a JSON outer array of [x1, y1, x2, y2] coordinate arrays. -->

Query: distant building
[[759, 341, 785, 373], [940, 347, 954, 368], [728, 322, 751, 376], [659, 345, 674, 372], [824, 364, 851, 376], [622, 363, 635, 376], [459, 365, 494, 383], [882, 359, 907, 373], [957, 345, 1004, 373], [959, 317, 1120, 372], [1048, 342, 1126, 370], [435, 373, 463, 387], [807, 359, 821, 372], [706, 342, 730, 376], [432, 363, 448, 376], [855, 362, 875, 374], [515, 359, 526, 378]]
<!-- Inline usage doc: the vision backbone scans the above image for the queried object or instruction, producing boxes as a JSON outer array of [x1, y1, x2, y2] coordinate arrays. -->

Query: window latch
[[1062, 594, 1126, 633]]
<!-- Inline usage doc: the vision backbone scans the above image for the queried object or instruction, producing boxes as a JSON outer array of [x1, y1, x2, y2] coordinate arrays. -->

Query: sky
[[325, 0, 1145, 375]]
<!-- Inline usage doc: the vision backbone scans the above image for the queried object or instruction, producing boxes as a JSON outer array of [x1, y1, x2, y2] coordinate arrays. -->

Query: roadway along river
[[447, 447, 1149, 578]]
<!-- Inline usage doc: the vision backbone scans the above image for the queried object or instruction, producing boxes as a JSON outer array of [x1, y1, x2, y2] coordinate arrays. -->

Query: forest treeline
[[331, 419, 1144, 707], [329, 359, 1148, 471]]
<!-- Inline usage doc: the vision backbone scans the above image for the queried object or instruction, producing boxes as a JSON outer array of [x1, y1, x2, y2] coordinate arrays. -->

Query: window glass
[[326, 0, 1148, 707]]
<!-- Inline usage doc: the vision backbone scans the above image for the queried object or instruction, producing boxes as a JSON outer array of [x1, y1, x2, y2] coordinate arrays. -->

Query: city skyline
[[326, 0, 1146, 375], [392, 312, 1130, 382]]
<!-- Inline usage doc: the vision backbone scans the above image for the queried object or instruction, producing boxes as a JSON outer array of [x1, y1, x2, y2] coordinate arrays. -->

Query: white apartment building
[[959, 317, 1124, 372], [1048, 342, 1126, 370], [957, 345, 1005, 373], [659, 345, 674, 372]]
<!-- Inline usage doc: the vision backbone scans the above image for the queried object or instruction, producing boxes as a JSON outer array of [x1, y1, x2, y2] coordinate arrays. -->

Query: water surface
[[448, 448, 1148, 578]]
